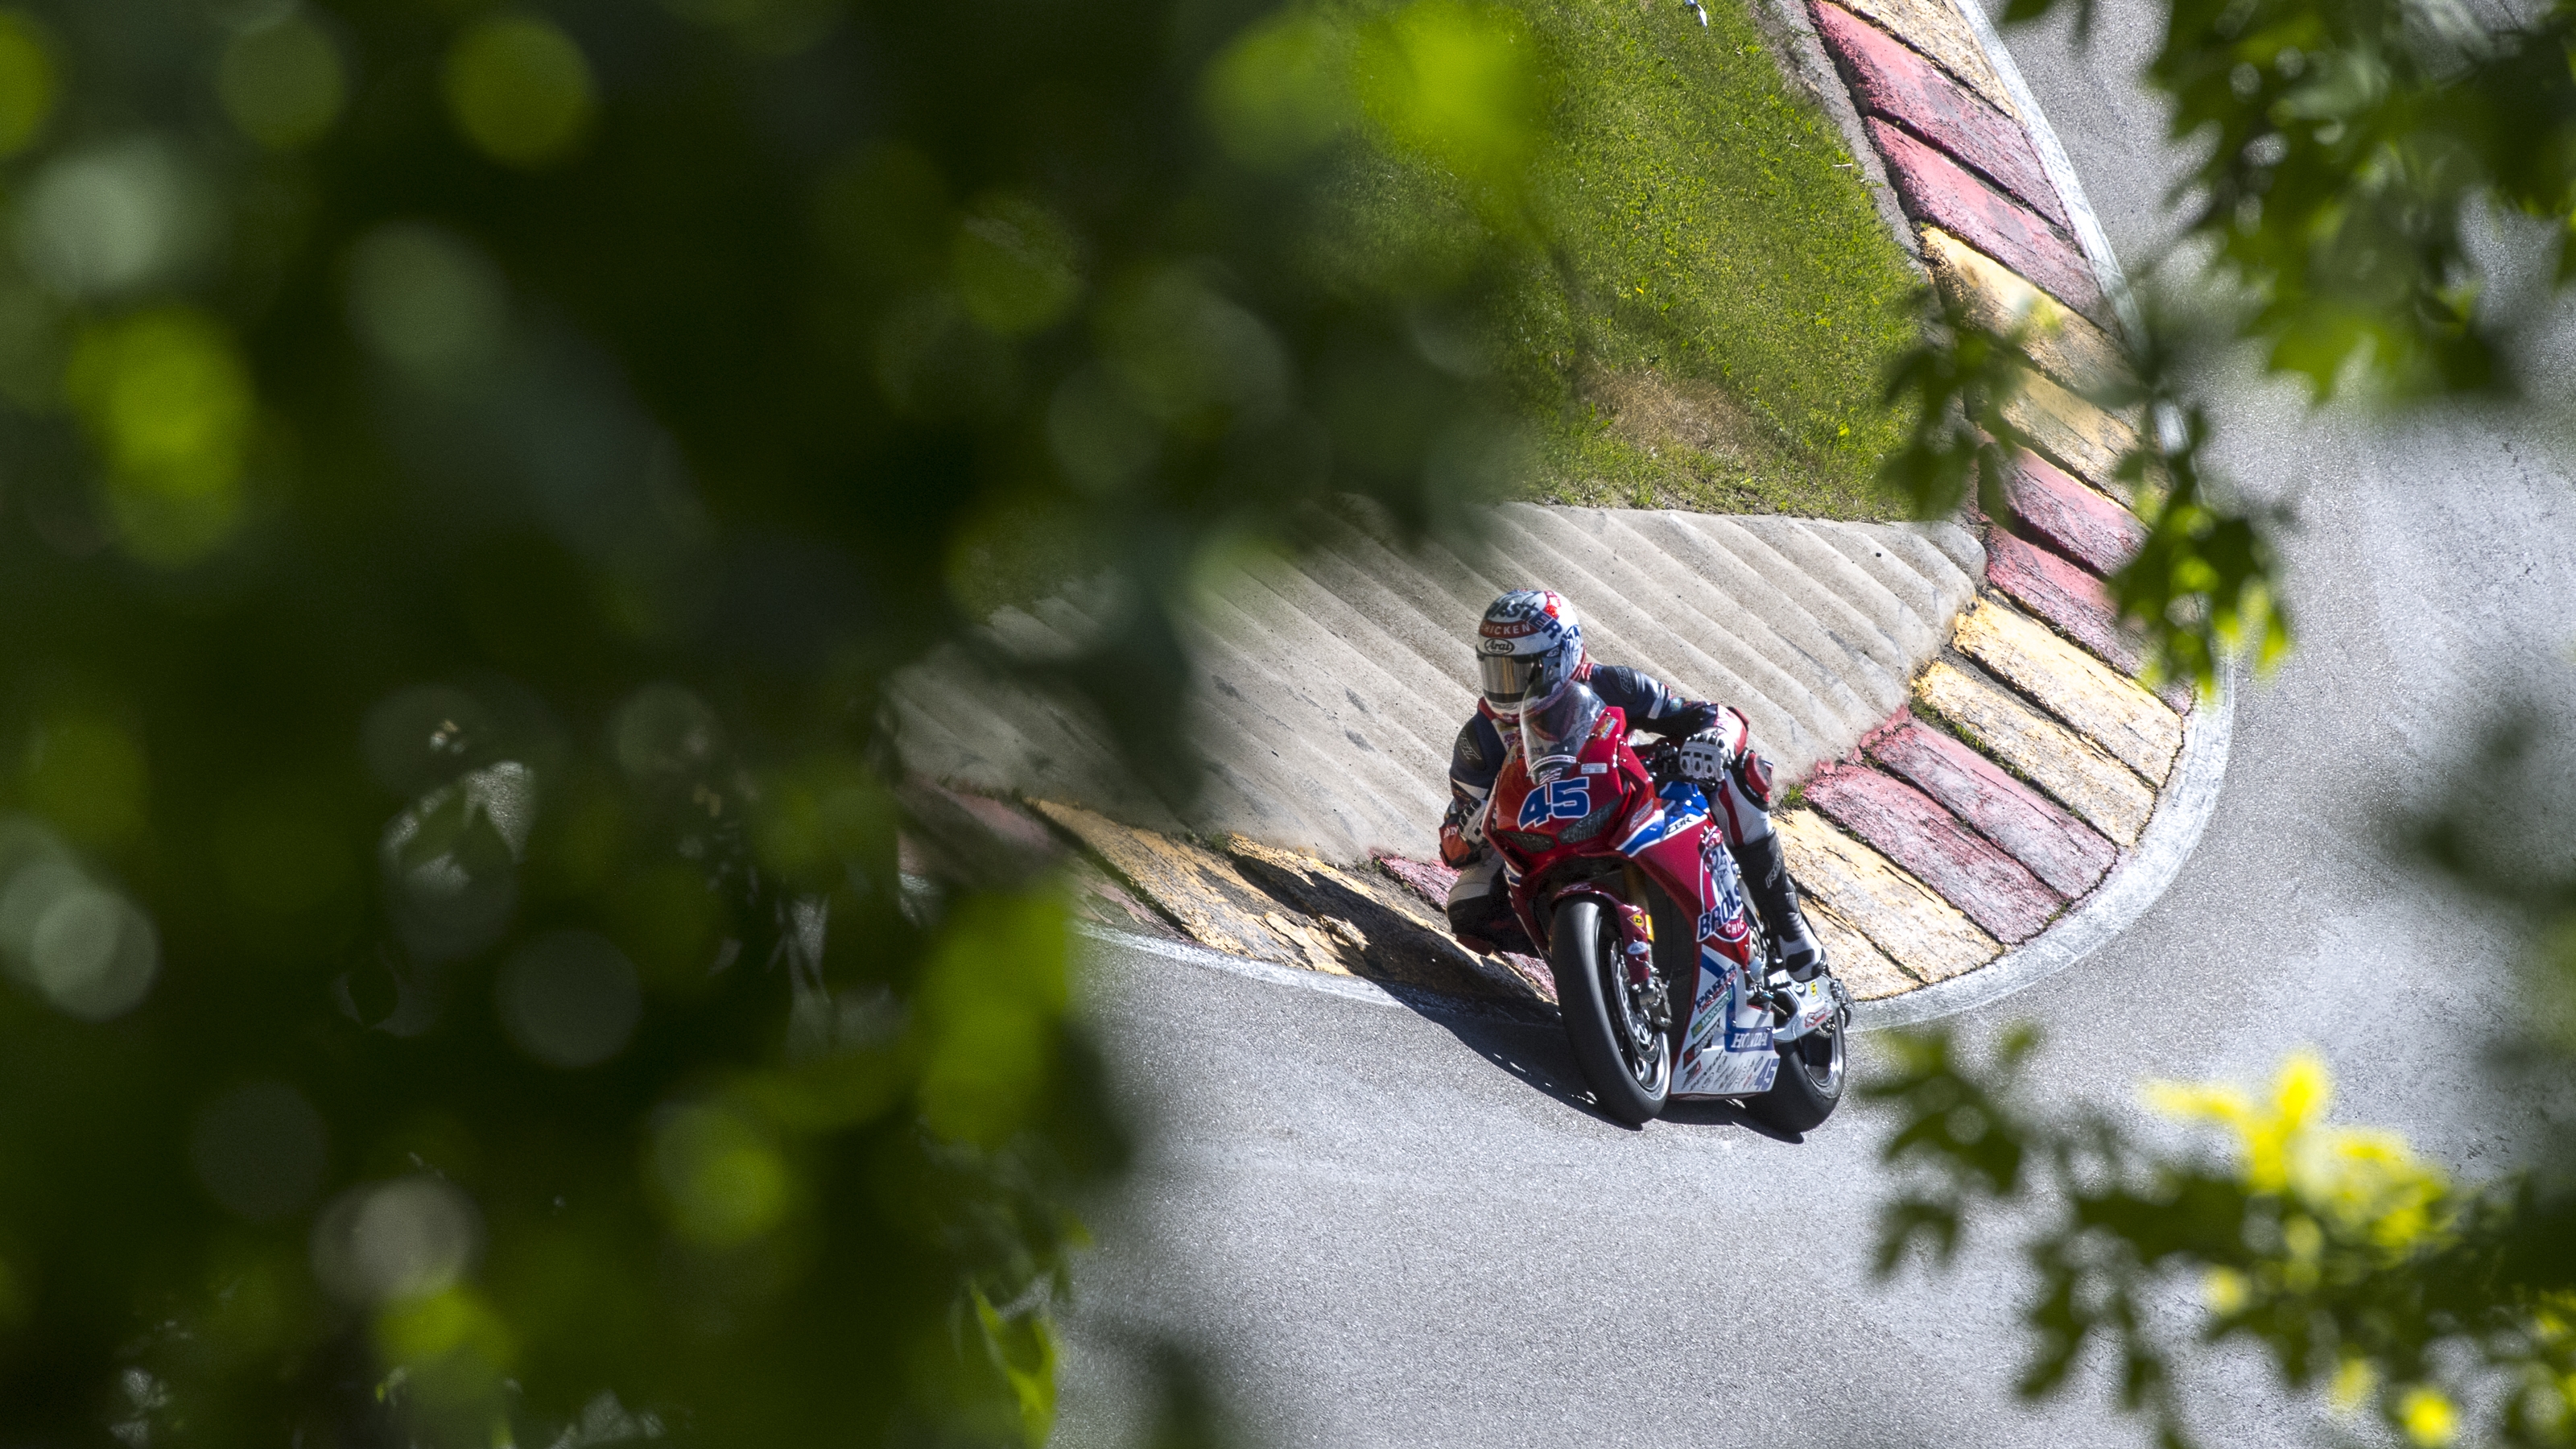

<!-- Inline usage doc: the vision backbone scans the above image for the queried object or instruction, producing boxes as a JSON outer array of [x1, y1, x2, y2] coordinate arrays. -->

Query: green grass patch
[[1338, 0, 1924, 518], [957, 0, 1926, 620]]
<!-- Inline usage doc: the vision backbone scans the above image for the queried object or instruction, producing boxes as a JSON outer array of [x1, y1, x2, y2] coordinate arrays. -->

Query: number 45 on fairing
[[1517, 778, 1591, 828]]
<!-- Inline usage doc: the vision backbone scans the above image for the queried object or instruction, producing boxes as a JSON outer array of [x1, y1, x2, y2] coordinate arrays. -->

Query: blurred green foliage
[[1882, 0, 2576, 691], [1866, 1034, 2576, 1448], [0, 0, 1570, 1443], [2029, 0, 2576, 400], [1868, 5, 2576, 1443]]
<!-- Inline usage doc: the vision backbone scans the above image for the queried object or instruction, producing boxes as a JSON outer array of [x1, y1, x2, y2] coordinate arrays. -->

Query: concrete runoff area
[[894, 502, 1984, 865]]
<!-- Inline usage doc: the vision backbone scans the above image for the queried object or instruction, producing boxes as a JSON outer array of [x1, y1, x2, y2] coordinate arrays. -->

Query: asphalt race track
[[1051, 2, 2576, 1443]]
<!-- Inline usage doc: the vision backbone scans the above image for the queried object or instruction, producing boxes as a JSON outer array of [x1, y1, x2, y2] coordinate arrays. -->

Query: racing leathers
[[1439, 663, 1823, 976]]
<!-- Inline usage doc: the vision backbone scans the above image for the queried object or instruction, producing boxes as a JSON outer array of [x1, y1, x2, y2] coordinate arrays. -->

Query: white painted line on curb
[[1946, 0, 2191, 451], [1945, 0, 2140, 349]]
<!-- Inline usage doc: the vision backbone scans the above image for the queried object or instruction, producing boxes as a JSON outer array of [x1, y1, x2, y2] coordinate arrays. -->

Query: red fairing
[[1483, 705, 1758, 975]]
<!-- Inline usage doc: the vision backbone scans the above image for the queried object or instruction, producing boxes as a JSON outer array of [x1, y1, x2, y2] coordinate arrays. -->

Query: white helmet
[[1475, 588, 1583, 710]]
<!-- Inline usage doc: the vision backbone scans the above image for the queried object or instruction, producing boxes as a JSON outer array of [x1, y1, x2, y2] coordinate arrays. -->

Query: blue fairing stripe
[[1616, 781, 1709, 854], [1617, 810, 1700, 855]]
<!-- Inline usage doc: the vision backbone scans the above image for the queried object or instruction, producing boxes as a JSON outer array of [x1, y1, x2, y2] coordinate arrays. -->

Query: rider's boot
[[1733, 832, 1826, 980], [1446, 858, 1538, 957]]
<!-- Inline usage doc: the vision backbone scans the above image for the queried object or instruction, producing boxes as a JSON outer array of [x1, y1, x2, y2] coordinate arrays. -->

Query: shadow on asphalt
[[1660, 1097, 1803, 1142], [1407, 997, 1809, 1141], [1423, 1008, 1620, 1123]]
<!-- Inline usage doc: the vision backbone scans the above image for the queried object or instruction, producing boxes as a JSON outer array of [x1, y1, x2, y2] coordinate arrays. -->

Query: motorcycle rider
[[1440, 588, 1827, 976]]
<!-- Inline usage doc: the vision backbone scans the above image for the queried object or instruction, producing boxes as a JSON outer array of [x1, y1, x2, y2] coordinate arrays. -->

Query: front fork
[[1612, 894, 1667, 1034]]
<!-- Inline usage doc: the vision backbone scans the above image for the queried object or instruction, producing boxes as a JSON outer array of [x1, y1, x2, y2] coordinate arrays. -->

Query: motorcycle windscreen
[[1519, 679, 1604, 785]]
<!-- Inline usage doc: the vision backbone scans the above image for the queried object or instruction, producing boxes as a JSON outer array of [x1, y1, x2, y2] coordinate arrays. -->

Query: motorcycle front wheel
[[1549, 897, 1670, 1125]]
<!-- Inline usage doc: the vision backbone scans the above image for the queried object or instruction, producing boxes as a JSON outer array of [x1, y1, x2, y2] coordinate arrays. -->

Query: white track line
[[1074, 923, 1552, 1024], [1946, 0, 2143, 349]]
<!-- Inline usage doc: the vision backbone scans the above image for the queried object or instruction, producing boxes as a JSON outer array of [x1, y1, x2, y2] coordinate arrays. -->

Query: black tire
[[1550, 898, 1670, 1126], [1750, 990, 1847, 1133]]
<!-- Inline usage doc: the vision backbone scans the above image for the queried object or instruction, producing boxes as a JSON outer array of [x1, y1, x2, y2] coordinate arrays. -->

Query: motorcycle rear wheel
[[1550, 897, 1670, 1125], [1750, 993, 1847, 1133]]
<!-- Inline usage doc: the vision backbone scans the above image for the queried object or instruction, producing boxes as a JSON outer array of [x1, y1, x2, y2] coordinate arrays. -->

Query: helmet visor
[[1520, 679, 1603, 785], [1478, 651, 1541, 708]]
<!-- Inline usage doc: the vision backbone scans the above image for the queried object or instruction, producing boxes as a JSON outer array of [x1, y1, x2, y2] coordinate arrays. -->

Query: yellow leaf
[[2329, 1356, 2375, 1415], [2397, 1386, 2457, 1446]]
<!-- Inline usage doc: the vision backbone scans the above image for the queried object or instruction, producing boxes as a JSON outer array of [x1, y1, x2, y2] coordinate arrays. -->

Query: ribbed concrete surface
[[895, 502, 1983, 864]]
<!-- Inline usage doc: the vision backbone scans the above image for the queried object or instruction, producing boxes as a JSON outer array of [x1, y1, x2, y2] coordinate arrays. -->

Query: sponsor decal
[[1694, 972, 1726, 1015], [1686, 957, 1735, 1046], [1696, 892, 1750, 946], [1698, 836, 1749, 943], [1580, 762, 1609, 775], [1726, 1022, 1774, 1052], [1682, 1046, 1780, 1098]]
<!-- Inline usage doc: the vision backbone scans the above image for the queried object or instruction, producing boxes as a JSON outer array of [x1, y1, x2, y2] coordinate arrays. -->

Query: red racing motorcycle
[[1481, 680, 1851, 1129]]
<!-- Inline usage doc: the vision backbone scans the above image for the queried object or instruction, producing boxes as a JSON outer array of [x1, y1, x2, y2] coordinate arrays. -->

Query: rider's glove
[[1676, 708, 1774, 807], [1439, 795, 1485, 867], [1676, 727, 1736, 784]]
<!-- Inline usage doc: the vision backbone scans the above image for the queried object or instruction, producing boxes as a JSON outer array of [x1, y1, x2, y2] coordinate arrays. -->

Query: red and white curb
[[1830, 0, 2233, 1025]]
